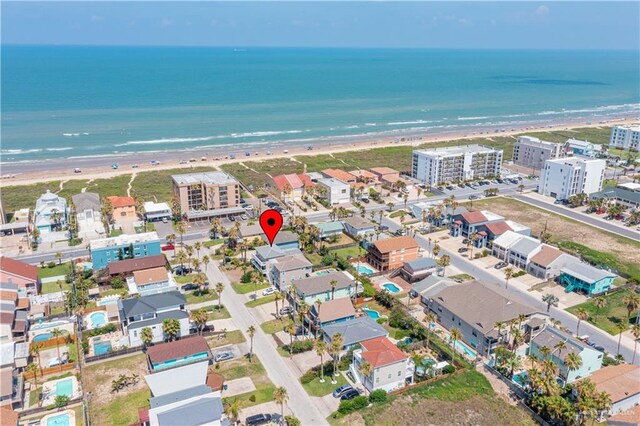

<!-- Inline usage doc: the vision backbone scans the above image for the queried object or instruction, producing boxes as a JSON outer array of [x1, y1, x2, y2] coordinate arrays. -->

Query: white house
[[316, 178, 350, 204], [267, 254, 313, 291], [539, 157, 606, 200], [341, 216, 375, 238], [144, 202, 172, 222], [126, 267, 177, 296], [351, 336, 413, 393], [71, 192, 105, 240]]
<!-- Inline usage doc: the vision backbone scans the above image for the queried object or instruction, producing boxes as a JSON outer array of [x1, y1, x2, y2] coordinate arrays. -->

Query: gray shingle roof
[[72, 192, 101, 211], [532, 326, 592, 358], [293, 271, 353, 297], [323, 316, 388, 347], [127, 310, 189, 330], [561, 262, 616, 284], [150, 384, 212, 408], [591, 187, 640, 204], [157, 396, 224, 426], [119, 291, 186, 318], [411, 276, 456, 296], [341, 216, 375, 230], [509, 237, 541, 256], [272, 254, 312, 272], [403, 258, 438, 274]]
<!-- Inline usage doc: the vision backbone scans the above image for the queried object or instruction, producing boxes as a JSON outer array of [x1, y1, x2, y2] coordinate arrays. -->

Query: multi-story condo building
[[172, 172, 242, 221], [609, 125, 640, 150], [539, 157, 606, 200], [512, 136, 564, 170], [412, 145, 503, 185], [366, 236, 419, 272], [90, 232, 161, 270]]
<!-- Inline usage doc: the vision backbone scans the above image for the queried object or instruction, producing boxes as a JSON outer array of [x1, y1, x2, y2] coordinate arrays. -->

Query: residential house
[[118, 291, 189, 347], [262, 230, 299, 251], [586, 364, 640, 416], [491, 230, 543, 269], [126, 267, 177, 296], [410, 275, 457, 306], [315, 221, 344, 240], [267, 254, 312, 291], [90, 232, 162, 270], [398, 258, 438, 283], [411, 202, 468, 228], [366, 236, 419, 272], [293, 271, 356, 305], [72, 192, 104, 239], [449, 210, 504, 240], [590, 186, 640, 210], [108, 255, 168, 277], [144, 202, 172, 222], [316, 178, 350, 204], [421, 282, 547, 356], [564, 138, 603, 158], [369, 167, 401, 185], [238, 224, 264, 240], [146, 336, 212, 371], [321, 169, 357, 185], [251, 245, 301, 275], [310, 298, 356, 330], [322, 316, 388, 352], [0, 342, 27, 409], [172, 171, 242, 222], [607, 406, 640, 426], [559, 262, 617, 296], [34, 190, 68, 234], [348, 170, 379, 185], [527, 246, 578, 280], [0, 257, 39, 297], [341, 216, 375, 239], [107, 196, 137, 219], [272, 174, 314, 201], [351, 336, 413, 393], [529, 326, 603, 385], [0, 295, 27, 343]]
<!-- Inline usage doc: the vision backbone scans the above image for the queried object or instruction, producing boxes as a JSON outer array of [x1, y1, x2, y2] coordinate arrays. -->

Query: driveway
[[154, 220, 174, 238]]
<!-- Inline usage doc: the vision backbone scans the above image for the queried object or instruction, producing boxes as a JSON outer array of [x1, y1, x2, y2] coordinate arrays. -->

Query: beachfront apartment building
[[90, 232, 162, 270], [34, 190, 68, 234], [316, 178, 350, 204], [609, 125, 640, 150], [172, 171, 242, 221], [412, 145, 503, 185], [0, 257, 39, 298], [351, 337, 413, 393], [539, 157, 606, 200], [512, 136, 564, 171], [366, 236, 419, 272]]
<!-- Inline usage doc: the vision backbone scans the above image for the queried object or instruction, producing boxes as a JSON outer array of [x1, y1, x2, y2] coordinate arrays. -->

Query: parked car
[[162, 217, 169, 223], [494, 261, 508, 269], [246, 414, 272, 426], [378, 225, 389, 232], [262, 286, 276, 296], [181, 283, 199, 291], [594, 345, 606, 353], [361, 198, 370, 204], [111, 163, 119, 169], [469, 195, 478, 200], [214, 351, 234, 362], [229, 215, 236, 222], [332, 384, 354, 398], [462, 238, 470, 244], [161, 244, 175, 251], [279, 306, 293, 316], [174, 265, 192, 275], [74, 168, 82, 173], [340, 389, 360, 401], [457, 247, 468, 253]]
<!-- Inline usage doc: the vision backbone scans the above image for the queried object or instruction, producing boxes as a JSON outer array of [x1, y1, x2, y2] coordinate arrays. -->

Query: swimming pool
[[45, 413, 70, 426], [55, 378, 73, 397], [31, 320, 67, 331], [355, 265, 374, 275], [32, 333, 53, 342], [512, 371, 529, 387], [316, 270, 331, 276], [382, 283, 401, 293], [453, 339, 477, 359], [153, 351, 210, 370], [88, 311, 107, 328], [363, 308, 381, 320], [94, 341, 112, 356]]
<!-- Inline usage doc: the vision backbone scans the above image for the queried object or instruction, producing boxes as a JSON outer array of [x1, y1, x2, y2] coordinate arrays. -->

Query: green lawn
[[232, 281, 270, 294], [204, 238, 224, 248], [109, 229, 123, 237], [389, 210, 410, 219], [449, 274, 475, 282], [91, 388, 150, 426], [41, 280, 71, 294], [204, 305, 231, 320], [557, 241, 640, 279], [383, 324, 411, 340], [331, 246, 363, 260], [567, 289, 637, 335], [260, 318, 293, 334], [302, 372, 348, 397], [175, 273, 197, 284], [206, 330, 246, 348], [217, 355, 276, 408], [185, 290, 218, 305], [245, 293, 277, 308], [37, 263, 71, 278], [305, 252, 324, 266]]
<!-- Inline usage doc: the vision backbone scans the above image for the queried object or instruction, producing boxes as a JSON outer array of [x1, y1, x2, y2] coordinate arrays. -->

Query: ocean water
[[1, 46, 639, 163]]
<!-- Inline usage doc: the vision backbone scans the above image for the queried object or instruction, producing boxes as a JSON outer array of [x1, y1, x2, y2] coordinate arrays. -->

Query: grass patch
[[449, 273, 475, 282], [331, 245, 363, 260], [215, 355, 276, 408], [383, 324, 411, 340], [245, 293, 277, 308], [302, 372, 348, 397], [557, 241, 640, 279], [204, 238, 224, 248], [305, 252, 324, 266], [91, 388, 150, 426], [204, 305, 231, 320], [260, 318, 294, 335], [109, 229, 123, 237], [231, 281, 270, 295], [567, 289, 637, 335], [185, 290, 218, 305], [206, 329, 247, 348], [175, 273, 197, 284], [41, 280, 71, 294], [389, 210, 410, 219], [37, 263, 71, 279], [66, 342, 79, 363]]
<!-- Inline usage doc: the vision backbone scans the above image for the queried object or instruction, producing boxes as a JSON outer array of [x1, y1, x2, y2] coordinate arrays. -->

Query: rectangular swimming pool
[[94, 341, 112, 356], [55, 378, 73, 397]]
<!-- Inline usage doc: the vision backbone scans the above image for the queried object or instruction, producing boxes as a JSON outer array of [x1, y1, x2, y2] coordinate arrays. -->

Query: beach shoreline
[[1, 115, 637, 187]]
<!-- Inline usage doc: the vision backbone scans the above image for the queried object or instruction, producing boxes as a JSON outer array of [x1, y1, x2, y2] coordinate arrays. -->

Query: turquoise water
[[316, 270, 331, 276], [89, 311, 107, 328], [153, 351, 209, 370], [363, 308, 381, 319], [94, 341, 112, 356], [382, 283, 401, 293], [513, 371, 529, 387], [356, 265, 374, 275], [453, 340, 477, 359], [55, 378, 73, 397], [32, 333, 52, 342], [46, 413, 70, 426], [2, 47, 638, 164]]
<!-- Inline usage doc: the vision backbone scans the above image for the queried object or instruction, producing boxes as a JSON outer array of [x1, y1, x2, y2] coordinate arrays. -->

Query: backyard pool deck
[[41, 376, 81, 407]]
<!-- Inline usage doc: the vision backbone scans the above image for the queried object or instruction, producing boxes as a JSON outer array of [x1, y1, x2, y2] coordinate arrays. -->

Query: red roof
[[146, 336, 211, 365], [321, 169, 356, 183], [108, 254, 167, 276], [0, 257, 38, 281], [460, 211, 488, 224], [107, 196, 135, 208], [484, 221, 512, 236], [273, 174, 314, 192], [206, 371, 225, 392], [360, 337, 408, 368]]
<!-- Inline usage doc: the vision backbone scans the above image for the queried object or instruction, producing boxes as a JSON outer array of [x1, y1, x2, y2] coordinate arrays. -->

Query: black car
[[458, 247, 468, 253], [174, 266, 192, 276], [182, 283, 198, 291], [229, 215, 236, 221], [378, 225, 389, 231], [246, 413, 272, 426], [469, 195, 478, 200], [340, 389, 360, 401]]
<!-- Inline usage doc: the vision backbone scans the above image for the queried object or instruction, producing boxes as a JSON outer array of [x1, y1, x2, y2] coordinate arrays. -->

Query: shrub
[[111, 277, 125, 289], [369, 389, 388, 404], [375, 291, 395, 309], [338, 349, 354, 371], [283, 339, 314, 354], [47, 261, 56, 268], [336, 258, 351, 271], [249, 394, 256, 402], [339, 396, 370, 414], [285, 416, 301, 426], [322, 255, 334, 266], [442, 365, 456, 374], [376, 318, 386, 324], [240, 271, 254, 283]]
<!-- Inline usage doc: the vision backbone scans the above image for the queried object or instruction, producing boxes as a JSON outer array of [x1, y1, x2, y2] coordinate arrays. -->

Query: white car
[[262, 287, 276, 296]]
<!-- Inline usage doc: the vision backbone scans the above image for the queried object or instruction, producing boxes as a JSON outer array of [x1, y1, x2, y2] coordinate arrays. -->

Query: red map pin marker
[[259, 209, 283, 246]]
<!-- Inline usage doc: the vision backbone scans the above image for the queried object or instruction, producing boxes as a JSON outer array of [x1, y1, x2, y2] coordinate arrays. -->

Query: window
[[398, 371, 401, 376]]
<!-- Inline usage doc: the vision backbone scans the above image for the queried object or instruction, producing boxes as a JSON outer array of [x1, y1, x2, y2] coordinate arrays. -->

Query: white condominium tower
[[539, 157, 606, 200], [609, 125, 640, 150], [513, 136, 564, 170], [412, 145, 503, 185]]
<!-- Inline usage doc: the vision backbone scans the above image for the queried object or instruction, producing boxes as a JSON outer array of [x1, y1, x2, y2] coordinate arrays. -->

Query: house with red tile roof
[[272, 174, 314, 201], [320, 169, 357, 185], [366, 236, 419, 272], [351, 336, 412, 392], [449, 209, 504, 239], [106, 196, 136, 219], [348, 170, 379, 184], [369, 167, 401, 185], [0, 257, 39, 297]]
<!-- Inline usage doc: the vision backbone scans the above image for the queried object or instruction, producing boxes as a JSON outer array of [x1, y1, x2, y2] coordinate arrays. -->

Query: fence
[[24, 362, 76, 379], [18, 398, 83, 417], [30, 335, 76, 350], [481, 362, 528, 399]]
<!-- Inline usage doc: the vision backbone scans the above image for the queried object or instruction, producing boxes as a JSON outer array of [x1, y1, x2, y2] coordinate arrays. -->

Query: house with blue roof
[[315, 221, 344, 240], [559, 262, 616, 296]]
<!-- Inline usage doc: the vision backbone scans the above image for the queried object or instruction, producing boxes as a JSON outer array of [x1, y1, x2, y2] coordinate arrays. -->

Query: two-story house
[[267, 254, 313, 291], [252, 245, 301, 275], [559, 262, 617, 296], [366, 236, 419, 272], [292, 271, 356, 305], [322, 316, 388, 354], [309, 298, 356, 332], [118, 291, 189, 347], [351, 336, 413, 393], [126, 267, 177, 296], [341, 216, 375, 239], [0, 257, 39, 297]]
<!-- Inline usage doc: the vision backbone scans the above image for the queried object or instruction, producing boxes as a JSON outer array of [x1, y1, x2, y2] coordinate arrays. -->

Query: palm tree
[[564, 353, 583, 384], [176, 221, 186, 246], [313, 299, 322, 338], [424, 312, 436, 350], [329, 333, 344, 383], [359, 361, 373, 395], [55, 252, 63, 265], [631, 324, 640, 364], [30, 343, 43, 377], [526, 353, 538, 369], [299, 301, 309, 336], [542, 293, 559, 313], [50, 328, 64, 370], [616, 322, 627, 357], [193, 273, 207, 294], [175, 250, 187, 270], [273, 386, 289, 419], [432, 242, 440, 259], [623, 293, 640, 323], [215, 282, 224, 311], [553, 340, 567, 361], [450, 328, 461, 363], [574, 308, 589, 336], [191, 257, 201, 272], [162, 318, 180, 341], [274, 292, 284, 319], [141, 327, 153, 348], [190, 309, 208, 335], [286, 323, 296, 358], [247, 325, 256, 362], [314, 339, 327, 383], [503, 266, 514, 289], [166, 234, 176, 256], [202, 255, 210, 272], [27, 363, 41, 406], [505, 355, 520, 378], [539, 345, 551, 361], [185, 245, 194, 265], [593, 296, 607, 321], [437, 255, 450, 276], [329, 279, 338, 300], [194, 241, 202, 259], [224, 398, 242, 425]]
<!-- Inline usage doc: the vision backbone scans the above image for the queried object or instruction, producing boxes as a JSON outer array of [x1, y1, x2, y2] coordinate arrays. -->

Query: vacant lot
[[215, 354, 276, 408], [333, 370, 535, 426], [567, 289, 637, 335], [468, 197, 640, 277]]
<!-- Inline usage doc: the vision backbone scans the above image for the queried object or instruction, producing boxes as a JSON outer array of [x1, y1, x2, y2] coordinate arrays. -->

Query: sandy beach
[[2, 115, 637, 187]]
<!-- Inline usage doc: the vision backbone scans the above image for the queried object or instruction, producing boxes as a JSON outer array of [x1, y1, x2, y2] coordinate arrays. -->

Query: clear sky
[[2, 1, 639, 50]]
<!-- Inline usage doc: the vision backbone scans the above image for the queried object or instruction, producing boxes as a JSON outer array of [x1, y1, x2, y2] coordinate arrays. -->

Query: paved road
[[206, 263, 329, 425], [513, 194, 640, 241]]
